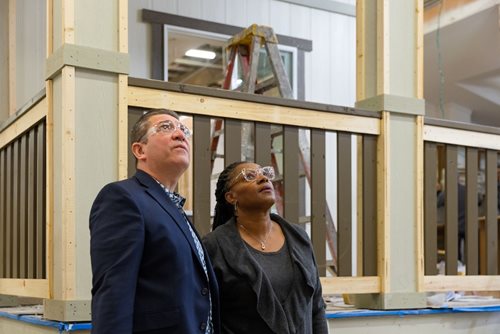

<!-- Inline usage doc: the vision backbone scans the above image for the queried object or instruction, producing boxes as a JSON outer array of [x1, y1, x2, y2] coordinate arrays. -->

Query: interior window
[[165, 27, 296, 97]]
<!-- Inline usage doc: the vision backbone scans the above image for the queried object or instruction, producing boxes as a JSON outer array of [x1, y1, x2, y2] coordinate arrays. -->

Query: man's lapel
[[134, 170, 204, 269]]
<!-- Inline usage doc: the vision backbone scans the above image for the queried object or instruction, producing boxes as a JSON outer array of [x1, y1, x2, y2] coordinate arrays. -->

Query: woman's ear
[[225, 190, 237, 205]]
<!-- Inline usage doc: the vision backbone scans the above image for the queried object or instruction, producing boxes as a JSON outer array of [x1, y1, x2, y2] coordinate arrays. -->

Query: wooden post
[[8, 0, 16, 116], [43, 0, 129, 321], [353, 0, 426, 309]]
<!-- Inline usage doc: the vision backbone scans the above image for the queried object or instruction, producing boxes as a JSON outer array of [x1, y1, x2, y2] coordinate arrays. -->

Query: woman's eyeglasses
[[140, 120, 192, 142], [228, 166, 275, 189]]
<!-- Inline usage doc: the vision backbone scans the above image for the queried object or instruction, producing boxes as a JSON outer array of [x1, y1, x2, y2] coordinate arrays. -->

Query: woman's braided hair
[[213, 161, 245, 230]]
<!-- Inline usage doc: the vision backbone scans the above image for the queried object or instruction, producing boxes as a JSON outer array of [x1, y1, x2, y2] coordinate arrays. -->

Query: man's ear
[[131, 142, 145, 161], [225, 191, 237, 205]]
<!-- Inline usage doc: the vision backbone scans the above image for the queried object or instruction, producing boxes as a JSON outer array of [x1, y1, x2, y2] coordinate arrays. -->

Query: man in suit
[[90, 109, 219, 334]]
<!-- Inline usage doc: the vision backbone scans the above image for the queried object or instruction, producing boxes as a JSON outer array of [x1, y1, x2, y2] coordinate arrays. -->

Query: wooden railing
[[0, 93, 49, 298], [1, 80, 500, 300], [128, 78, 382, 294], [423, 118, 500, 292]]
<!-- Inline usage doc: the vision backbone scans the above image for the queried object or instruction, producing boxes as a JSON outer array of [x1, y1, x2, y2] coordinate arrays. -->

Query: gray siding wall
[[16, 0, 46, 111]]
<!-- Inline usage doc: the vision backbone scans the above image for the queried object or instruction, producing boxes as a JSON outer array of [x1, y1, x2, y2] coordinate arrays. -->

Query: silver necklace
[[238, 222, 273, 250]]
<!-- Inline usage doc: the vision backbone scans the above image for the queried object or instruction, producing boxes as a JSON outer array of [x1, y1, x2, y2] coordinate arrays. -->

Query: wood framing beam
[[424, 275, 500, 292], [0, 98, 47, 148], [118, 0, 128, 180], [128, 86, 380, 135], [8, 0, 16, 116], [320, 277, 380, 295], [424, 125, 500, 150], [0, 279, 49, 298]]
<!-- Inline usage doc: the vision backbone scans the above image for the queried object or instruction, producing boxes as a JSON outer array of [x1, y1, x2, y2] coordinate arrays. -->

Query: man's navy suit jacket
[[90, 170, 220, 333]]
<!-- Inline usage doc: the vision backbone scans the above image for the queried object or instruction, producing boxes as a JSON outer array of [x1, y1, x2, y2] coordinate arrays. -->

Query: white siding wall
[[128, 0, 356, 107]]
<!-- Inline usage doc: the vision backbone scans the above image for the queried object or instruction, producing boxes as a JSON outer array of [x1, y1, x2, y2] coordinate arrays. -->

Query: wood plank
[[118, 0, 128, 53], [254, 123, 272, 166], [45, 81, 53, 286], [8, 0, 15, 116], [337, 132, 352, 276], [36, 123, 46, 279], [424, 275, 500, 292], [128, 86, 380, 135], [478, 216, 500, 276], [424, 142, 438, 275], [444, 145, 458, 275], [117, 0, 128, 182], [424, 125, 500, 150], [60, 66, 76, 296], [27, 129, 36, 278], [311, 129, 326, 276], [425, 117, 500, 136], [362, 135, 377, 276], [356, 136, 363, 276], [377, 111, 390, 291], [415, 0, 423, 99], [193, 116, 212, 236], [485, 150, 498, 275], [0, 97, 47, 148], [416, 116, 425, 291], [0, 278, 49, 298], [445, 145, 458, 275], [356, 0, 366, 101], [129, 78, 376, 117], [62, 0, 75, 43], [465, 147, 478, 275], [12, 140, 19, 278], [118, 73, 128, 180], [5, 145, 12, 277], [19, 135, 28, 278], [321, 276, 380, 295], [282, 126, 299, 224], [224, 119, 242, 166], [0, 149, 5, 277], [177, 117, 193, 211]]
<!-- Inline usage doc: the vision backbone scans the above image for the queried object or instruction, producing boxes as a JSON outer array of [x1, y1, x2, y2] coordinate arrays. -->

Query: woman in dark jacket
[[202, 161, 328, 334]]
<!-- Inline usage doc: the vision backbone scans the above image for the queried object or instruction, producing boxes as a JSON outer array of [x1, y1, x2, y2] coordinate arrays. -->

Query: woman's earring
[[233, 201, 238, 216]]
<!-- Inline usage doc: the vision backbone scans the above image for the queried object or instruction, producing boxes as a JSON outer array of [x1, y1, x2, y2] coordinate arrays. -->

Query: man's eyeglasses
[[228, 166, 275, 189], [140, 120, 192, 142]]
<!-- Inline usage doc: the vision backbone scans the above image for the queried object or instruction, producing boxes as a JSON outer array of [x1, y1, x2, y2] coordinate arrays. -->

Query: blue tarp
[[2, 305, 500, 330], [325, 305, 500, 319], [0, 311, 91, 332]]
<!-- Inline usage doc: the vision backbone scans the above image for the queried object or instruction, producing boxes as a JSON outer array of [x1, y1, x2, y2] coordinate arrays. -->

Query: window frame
[[143, 9, 311, 100]]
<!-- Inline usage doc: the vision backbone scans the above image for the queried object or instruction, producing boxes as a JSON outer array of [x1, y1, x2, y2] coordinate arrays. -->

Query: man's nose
[[172, 127, 187, 141]]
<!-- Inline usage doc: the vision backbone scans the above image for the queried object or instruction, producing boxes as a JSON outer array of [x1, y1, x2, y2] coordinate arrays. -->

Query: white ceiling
[[424, 4, 500, 126]]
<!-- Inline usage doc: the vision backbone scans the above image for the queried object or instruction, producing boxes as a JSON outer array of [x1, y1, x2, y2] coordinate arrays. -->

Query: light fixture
[[185, 49, 216, 60]]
